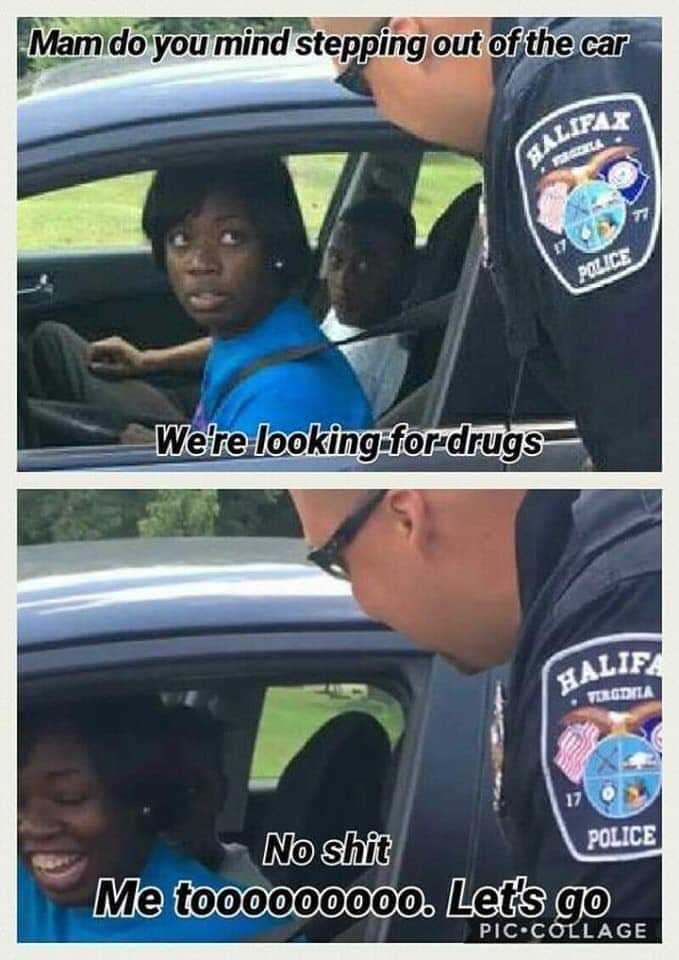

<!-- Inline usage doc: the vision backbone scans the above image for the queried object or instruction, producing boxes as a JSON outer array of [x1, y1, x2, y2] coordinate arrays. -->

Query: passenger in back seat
[[161, 705, 270, 889], [321, 197, 415, 417]]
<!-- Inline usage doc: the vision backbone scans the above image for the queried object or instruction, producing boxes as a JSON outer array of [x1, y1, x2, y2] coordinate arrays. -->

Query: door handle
[[18, 273, 54, 299]]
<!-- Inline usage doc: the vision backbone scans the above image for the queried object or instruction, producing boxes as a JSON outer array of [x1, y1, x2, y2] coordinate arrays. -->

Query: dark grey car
[[18, 55, 583, 472], [18, 537, 512, 941]]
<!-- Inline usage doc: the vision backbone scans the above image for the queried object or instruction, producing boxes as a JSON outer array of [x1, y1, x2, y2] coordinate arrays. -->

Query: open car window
[[18, 155, 352, 254], [412, 151, 481, 242], [19, 172, 152, 253], [251, 683, 405, 783], [19, 671, 414, 943], [17, 49, 584, 470]]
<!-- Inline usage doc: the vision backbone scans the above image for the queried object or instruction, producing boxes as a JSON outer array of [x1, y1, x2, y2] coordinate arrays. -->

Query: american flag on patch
[[537, 181, 568, 235], [554, 722, 600, 784]]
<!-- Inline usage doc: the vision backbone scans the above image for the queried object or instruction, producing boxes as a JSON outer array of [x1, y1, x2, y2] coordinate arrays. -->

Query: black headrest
[[256, 711, 391, 889], [409, 182, 483, 306]]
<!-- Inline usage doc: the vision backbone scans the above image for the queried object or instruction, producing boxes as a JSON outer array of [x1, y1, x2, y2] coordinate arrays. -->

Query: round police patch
[[582, 732, 661, 818], [541, 633, 661, 862], [516, 94, 660, 295], [563, 181, 627, 253]]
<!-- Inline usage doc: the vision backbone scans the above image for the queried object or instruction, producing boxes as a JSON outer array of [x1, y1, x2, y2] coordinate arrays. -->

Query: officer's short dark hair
[[142, 157, 311, 292], [339, 197, 416, 252]]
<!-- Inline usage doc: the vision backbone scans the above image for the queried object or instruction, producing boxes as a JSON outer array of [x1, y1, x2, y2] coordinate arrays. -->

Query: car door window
[[251, 683, 404, 781], [19, 154, 349, 253], [286, 153, 349, 242], [412, 151, 481, 241], [18, 172, 153, 252]]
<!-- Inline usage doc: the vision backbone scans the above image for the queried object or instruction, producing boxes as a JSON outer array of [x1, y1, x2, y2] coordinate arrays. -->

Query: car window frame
[[17, 113, 583, 471], [18, 616, 515, 942], [19, 631, 422, 940], [249, 679, 406, 789]]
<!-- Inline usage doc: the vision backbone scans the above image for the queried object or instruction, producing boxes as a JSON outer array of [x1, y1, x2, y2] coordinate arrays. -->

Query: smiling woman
[[18, 698, 294, 942]]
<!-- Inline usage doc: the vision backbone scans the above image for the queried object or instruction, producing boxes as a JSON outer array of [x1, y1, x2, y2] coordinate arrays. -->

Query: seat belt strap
[[221, 295, 452, 396], [421, 219, 482, 427]]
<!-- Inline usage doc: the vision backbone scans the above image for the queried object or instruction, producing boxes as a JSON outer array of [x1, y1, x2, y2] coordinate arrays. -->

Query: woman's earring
[[141, 803, 152, 820], [273, 258, 285, 271]]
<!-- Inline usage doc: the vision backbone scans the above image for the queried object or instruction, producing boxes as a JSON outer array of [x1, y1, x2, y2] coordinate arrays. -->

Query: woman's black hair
[[19, 697, 191, 833], [142, 157, 311, 293]]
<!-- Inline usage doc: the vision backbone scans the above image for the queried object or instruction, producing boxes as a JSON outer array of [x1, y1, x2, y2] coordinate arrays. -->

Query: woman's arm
[[87, 336, 212, 379]]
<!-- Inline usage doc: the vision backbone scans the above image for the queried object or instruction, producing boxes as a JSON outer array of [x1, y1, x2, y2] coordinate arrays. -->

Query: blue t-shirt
[[191, 298, 373, 435], [18, 839, 290, 943]]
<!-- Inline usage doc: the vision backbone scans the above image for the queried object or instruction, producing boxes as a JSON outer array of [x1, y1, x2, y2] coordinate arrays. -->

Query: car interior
[[20, 675, 407, 943], [19, 611, 516, 943], [18, 146, 574, 458]]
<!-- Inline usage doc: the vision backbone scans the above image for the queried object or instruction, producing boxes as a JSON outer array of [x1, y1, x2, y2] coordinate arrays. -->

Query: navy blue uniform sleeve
[[509, 34, 661, 469], [505, 574, 661, 927]]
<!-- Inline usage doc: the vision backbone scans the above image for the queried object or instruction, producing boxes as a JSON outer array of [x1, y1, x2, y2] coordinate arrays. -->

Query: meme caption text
[[91, 830, 649, 941], [29, 24, 631, 65], [155, 422, 545, 466]]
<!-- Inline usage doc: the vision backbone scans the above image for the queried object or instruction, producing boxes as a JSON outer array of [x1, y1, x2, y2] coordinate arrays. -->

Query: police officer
[[292, 488, 661, 938], [310, 17, 661, 471]]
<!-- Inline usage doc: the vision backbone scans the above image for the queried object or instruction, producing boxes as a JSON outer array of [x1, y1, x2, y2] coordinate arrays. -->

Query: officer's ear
[[389, 17, 436, 68], [384, 490, 431, 553], [390, 17, 428, 37]]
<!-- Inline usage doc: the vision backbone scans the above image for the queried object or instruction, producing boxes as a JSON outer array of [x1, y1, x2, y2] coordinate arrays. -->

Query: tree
[[17, 490, 151, 544], [138, 490, 219, 537], [18, 17, 144, 77], [215, 490, 300, 537], [17, 490, 301, 544], [144, 18, 308, 36]]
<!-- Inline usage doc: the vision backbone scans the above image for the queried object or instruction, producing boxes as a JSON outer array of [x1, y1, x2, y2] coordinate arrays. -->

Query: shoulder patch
[[515, 94, 660, 295], [541, 633, 661, 862]]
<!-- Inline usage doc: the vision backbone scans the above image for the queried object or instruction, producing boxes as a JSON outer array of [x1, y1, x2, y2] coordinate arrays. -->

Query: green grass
[[251, 686, 404, 779], [288, 154, 347, 238], [18, 171, 152, 249], [413, 152, 481, 236], [18, 153, 480, 250]]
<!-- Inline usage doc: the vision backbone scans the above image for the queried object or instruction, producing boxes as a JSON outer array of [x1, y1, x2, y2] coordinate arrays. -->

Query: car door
[[18, 146, 507, 472], [372, 659, 512, 942], [19, 612, 511, 942], [18, 153, 359, 355]]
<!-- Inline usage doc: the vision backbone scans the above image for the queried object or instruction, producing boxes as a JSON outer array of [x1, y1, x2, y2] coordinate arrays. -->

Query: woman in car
[[18, 698, 291, 942], [30, 156, 373, 441]]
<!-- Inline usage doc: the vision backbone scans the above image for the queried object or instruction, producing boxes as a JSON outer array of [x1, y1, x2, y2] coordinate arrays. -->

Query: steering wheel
[[23, 398, 133, 448]]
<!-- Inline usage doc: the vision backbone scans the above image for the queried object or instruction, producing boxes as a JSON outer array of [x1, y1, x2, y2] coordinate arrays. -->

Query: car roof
[[20, 50, 334, 93], [18, 536, 309, 578], [18, 537, 382, 651], [18, 54, 374, 148]]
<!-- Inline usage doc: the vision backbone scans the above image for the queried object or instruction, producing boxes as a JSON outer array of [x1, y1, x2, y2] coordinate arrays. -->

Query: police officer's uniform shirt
[[484, 19, 660, 470], [503, 490, 660, 922]]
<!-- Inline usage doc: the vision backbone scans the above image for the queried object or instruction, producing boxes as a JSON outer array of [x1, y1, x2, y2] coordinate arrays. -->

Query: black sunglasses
[[334, 18, 391, 99], [307, 490, 387, 580]]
